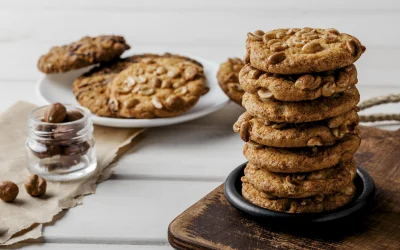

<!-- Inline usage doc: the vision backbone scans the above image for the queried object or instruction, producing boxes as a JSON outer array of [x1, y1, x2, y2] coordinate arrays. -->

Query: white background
[[1, 0, 399, 249]]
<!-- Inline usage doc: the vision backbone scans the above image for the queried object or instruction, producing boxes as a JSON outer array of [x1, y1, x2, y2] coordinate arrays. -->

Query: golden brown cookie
[[242, 181, 355, 213], [38, 35, 130, 73], [239, 64, 357, 101], [108, 55, 209, 118], [233, 109, 359, 147], [243, 160, 356, 198], [242, 87, 360, 123], [217, 58, 245, 105], [243, 134, 360, 173], [72, 54, 160, 117], [245, 28, 365, 74]]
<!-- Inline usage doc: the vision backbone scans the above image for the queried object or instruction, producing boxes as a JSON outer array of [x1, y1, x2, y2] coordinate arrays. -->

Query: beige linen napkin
[[0, 102, 144, 246]]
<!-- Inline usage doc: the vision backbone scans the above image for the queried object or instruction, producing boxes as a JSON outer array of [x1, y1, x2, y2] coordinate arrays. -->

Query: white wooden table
[[1, 1, 400, 249]]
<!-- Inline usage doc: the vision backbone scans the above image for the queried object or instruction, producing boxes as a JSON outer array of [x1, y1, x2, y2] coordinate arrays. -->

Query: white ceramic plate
[[36, 53, 229, 128]]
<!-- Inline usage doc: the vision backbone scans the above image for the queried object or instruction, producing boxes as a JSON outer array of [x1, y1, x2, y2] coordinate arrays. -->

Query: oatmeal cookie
[[38, 35, 130, 73], [217, 58, 245, 105], [243, 160, 356, 198], [245, 28, 365, 74], [233, 109, 359, 147], [243, 134, 360, 173], [108, 55, 209, 118], [239, 64, 357, 101], [242, 86, 360, 123], [72, 54, 160, 117], [241, 181, 356, 213]]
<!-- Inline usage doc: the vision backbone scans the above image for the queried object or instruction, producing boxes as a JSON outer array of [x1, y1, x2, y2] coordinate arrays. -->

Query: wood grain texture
[[168, 126, 400, 250]]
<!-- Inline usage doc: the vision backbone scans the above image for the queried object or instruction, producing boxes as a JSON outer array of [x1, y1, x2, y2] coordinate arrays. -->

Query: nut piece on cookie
[[38, 35, 130, 73], [217, 58, 245, 105]]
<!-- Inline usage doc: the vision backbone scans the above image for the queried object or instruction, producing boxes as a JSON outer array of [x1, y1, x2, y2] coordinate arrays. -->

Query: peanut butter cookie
[[242, 87, 360, 123], [38, 35, 130, 73], [243, 160, 356, 198], [217, 58, 245, 105], [108, 55, 208, 118], [233, 109, 359, 147], [239, 64, 358, 101], [245, 28, 365, 74], [243, 134, 360, 173], [242, 181, 355, 213], [72, 54, 159, 117]]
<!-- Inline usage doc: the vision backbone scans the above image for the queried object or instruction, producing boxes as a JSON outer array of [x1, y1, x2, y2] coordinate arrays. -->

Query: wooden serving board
[[168, 126, 400, 250]]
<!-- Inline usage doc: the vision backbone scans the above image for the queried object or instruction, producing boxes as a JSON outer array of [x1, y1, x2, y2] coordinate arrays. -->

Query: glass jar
[[25, 104, 97, 181]]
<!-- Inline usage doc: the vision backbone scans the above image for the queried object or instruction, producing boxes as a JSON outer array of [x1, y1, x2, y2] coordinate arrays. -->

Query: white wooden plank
[[41, 180, 218, 243], [3, 0, 400, 11], [21, 243, 171, 250], [1, 8, 399, 47]]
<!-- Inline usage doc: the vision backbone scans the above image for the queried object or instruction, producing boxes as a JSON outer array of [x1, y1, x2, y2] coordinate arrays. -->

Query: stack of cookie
[[234, 28, 366, 213], [38, 36, 209, 119]]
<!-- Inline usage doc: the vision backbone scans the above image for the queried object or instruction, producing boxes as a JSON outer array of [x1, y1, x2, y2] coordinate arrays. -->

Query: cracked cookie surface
[[243, 134, 360, 173], [239, 64, 358, 101], [217, 58, 245, 105], [108, 54, 208, 118], [242, 181, 355, 213], [242, 87, 360, 123], [233, 109, 359, 147], [243, 160, 356, 198], [38, 35, 130, 73], [245, 28, 365, 74]]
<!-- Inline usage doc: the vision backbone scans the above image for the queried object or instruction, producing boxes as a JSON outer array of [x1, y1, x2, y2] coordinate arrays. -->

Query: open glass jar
[[25, 104, 97, 181]]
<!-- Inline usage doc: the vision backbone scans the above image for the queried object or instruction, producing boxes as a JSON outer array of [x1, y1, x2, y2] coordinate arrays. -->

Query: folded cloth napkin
[[0, 102, 144, 246]]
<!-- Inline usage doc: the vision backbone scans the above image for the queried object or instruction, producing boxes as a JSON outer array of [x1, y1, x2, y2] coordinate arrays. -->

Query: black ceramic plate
[[224, 162, 375, 225]]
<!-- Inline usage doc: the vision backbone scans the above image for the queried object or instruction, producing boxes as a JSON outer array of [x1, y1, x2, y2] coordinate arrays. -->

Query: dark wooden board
[[168, 126, 400, 250]]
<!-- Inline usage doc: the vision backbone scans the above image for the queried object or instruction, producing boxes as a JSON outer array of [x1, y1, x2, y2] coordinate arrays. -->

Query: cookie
[[243, 134, 360, 173], [245, 28, 366, 74], [243, 160, 356, 198], [38, 35, 130, 73], [72, 54, 159, 117], [217, 58, 245, 105], [108, 54, 209, 118], [242, 181, 355, 213], [242, 86, 360, 123], [233, 109, 359, 147], [239, 64, 358, 101]]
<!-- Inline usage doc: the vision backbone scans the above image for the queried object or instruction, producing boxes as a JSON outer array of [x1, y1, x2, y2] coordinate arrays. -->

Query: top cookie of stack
[[234, 28, 365, 213], [245, 28, 365, 74]]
